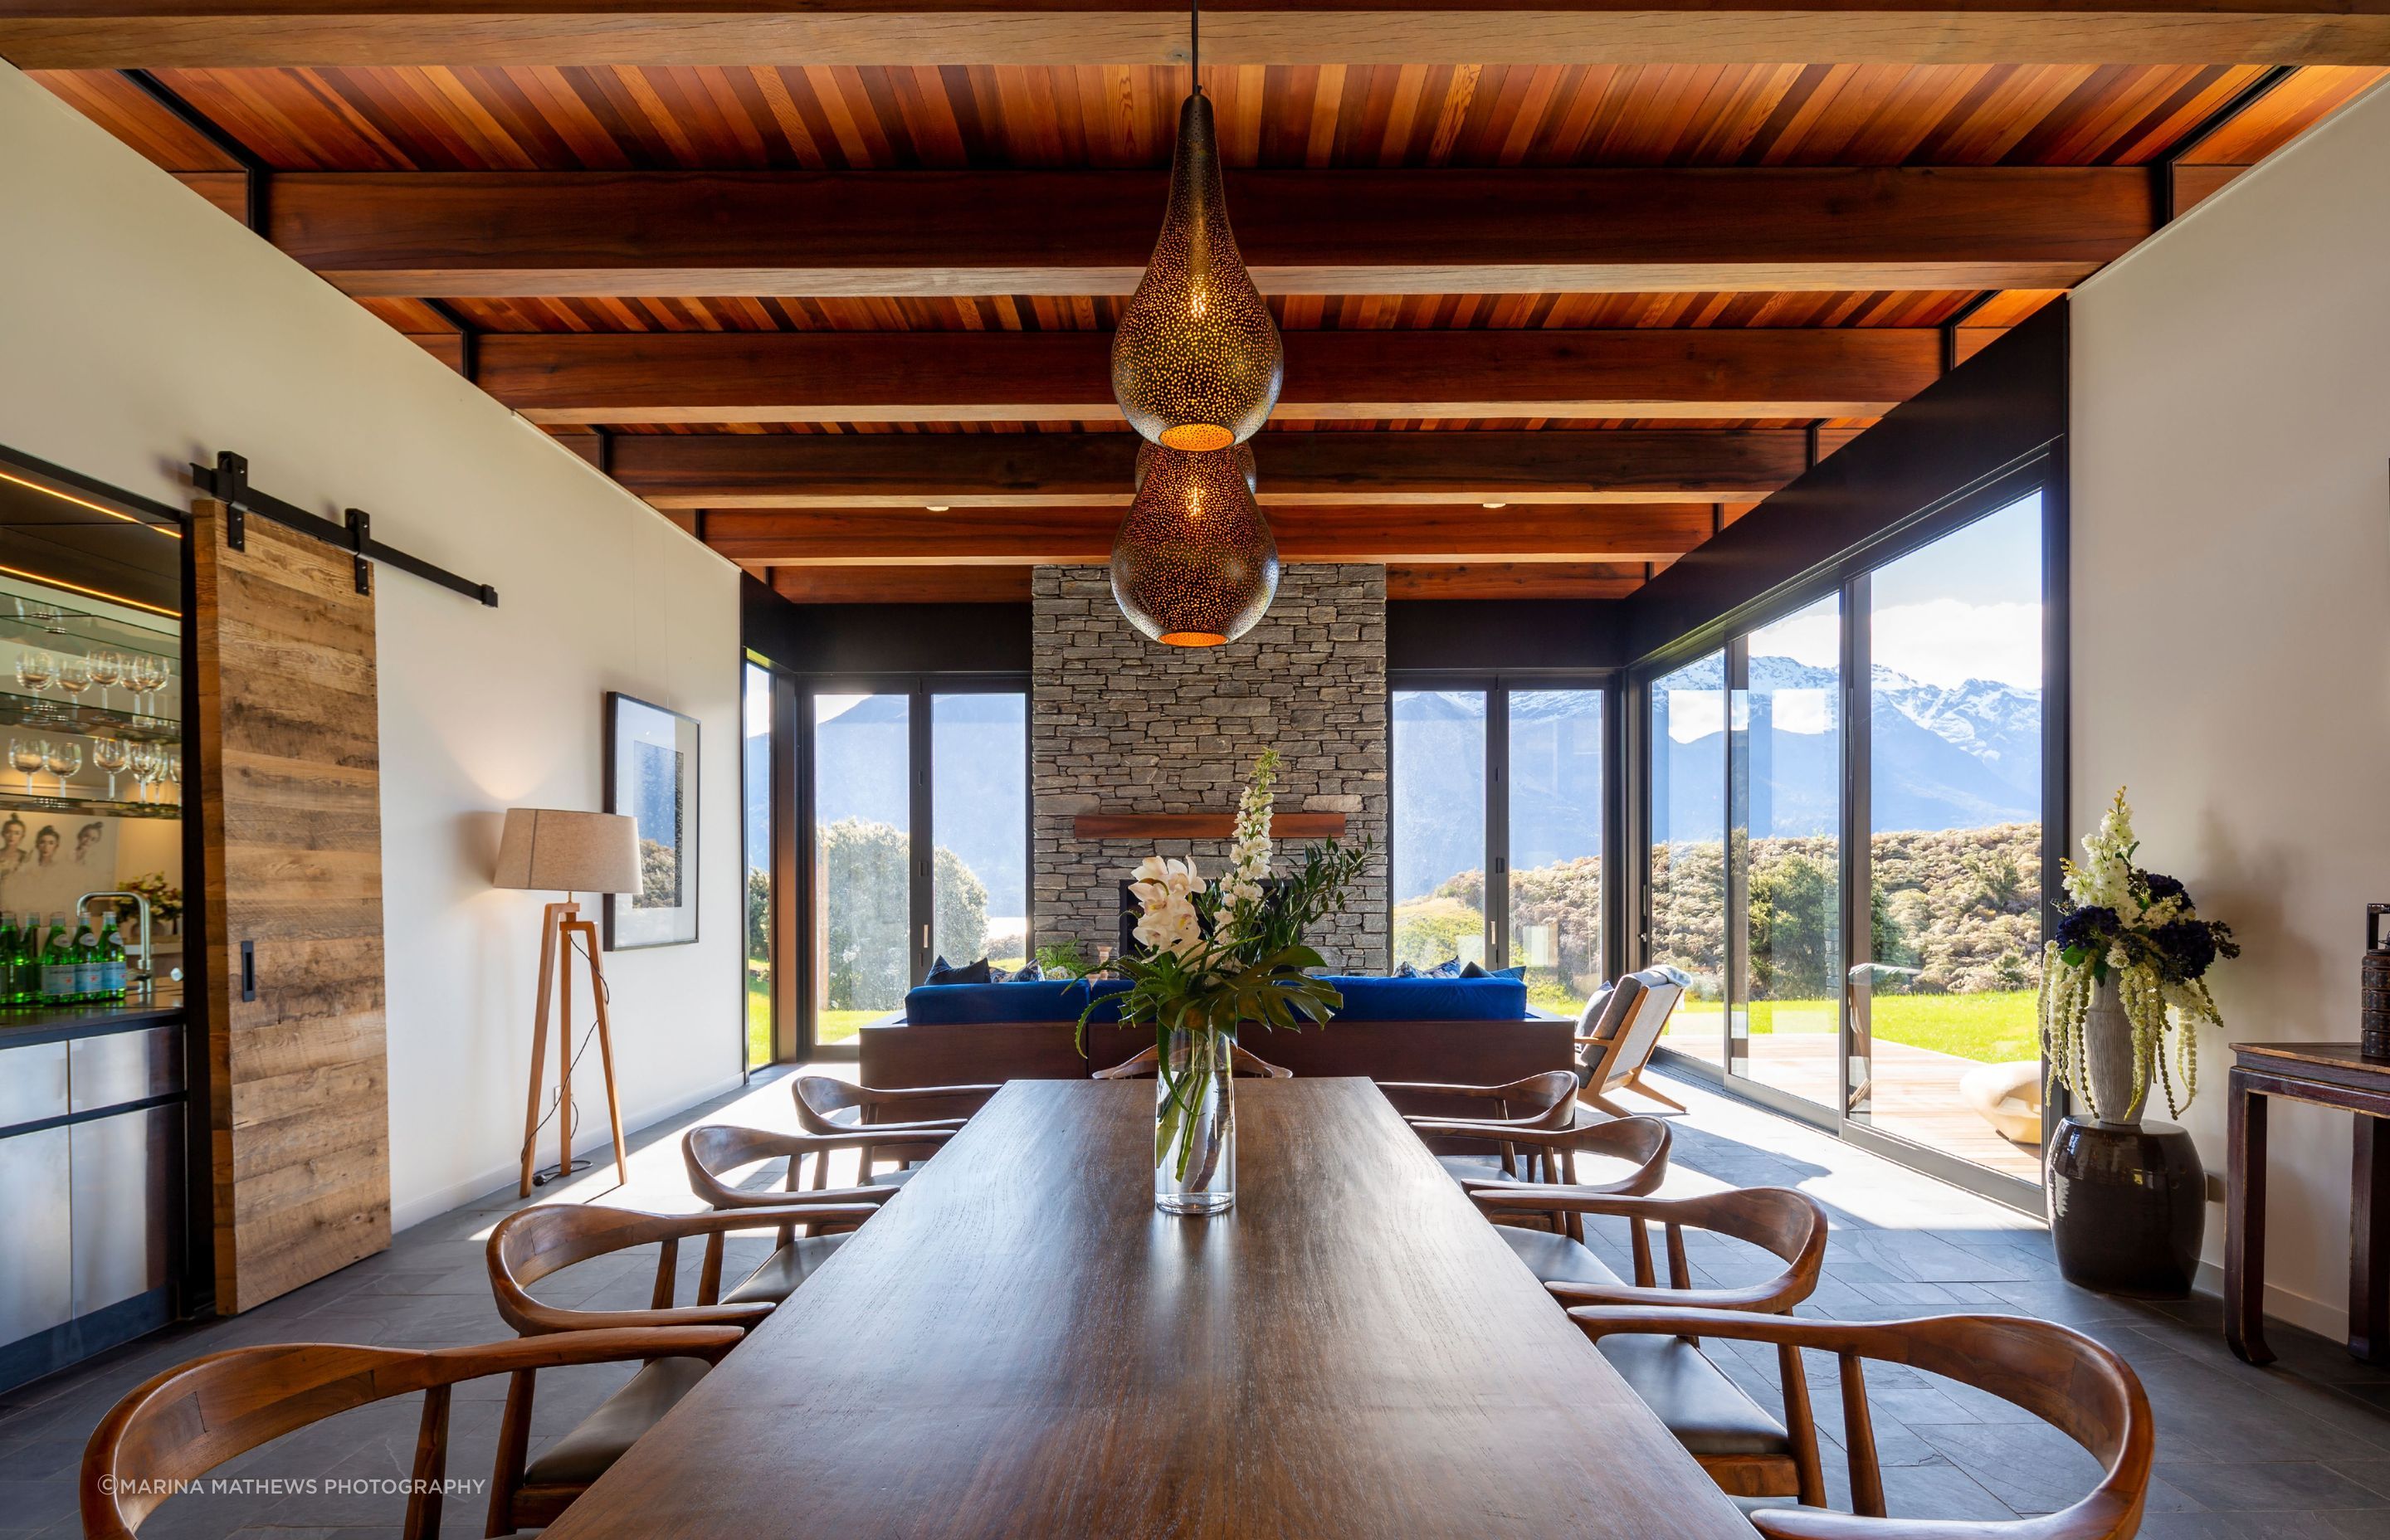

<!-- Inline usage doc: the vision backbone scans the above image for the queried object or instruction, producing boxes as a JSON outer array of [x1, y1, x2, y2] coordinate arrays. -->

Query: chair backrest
[[1502, 1069, 1583, 1127], [1569, 1308, 2151, 1538], [1567, 1111, 1671, 1184], [486, 1203, 712, 1335], [1592, 972, 1682, 1089], [793, 1075, 869, 1132], [82, 1328, 741, 1539], [1093, 1042, 1293, 1079], [685, 1123, 833, 1201]]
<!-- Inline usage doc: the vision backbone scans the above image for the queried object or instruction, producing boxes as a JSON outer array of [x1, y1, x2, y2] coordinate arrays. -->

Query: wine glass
[[165, 752, 182, 805], [55, 654, 92, 704], [14, 649, 55, 695], [91, 736, 129, 799], [88, 651, 124, 711], [127, 743, 159, 804], [45, 740, 81, 796], [8, 737, 46, 795], [137, 655, 171, 716]]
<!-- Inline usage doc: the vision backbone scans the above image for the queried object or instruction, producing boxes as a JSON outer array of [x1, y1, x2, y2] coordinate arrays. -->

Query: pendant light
[[1111, 445, 1279, 648], [1110, 0, 1283, 451], [1134, 437, 1257, 495]]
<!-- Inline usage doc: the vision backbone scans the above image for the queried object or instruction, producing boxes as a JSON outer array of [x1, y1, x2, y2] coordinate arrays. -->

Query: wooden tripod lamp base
[[493, 808, 643, 1199]]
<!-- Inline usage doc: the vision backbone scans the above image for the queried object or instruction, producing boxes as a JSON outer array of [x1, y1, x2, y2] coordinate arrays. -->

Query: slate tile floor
[[5, 1064, 2387, 1538]]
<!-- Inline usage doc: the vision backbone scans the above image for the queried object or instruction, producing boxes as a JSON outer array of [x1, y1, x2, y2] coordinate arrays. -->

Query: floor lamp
[[495, 807, 641, 1196]]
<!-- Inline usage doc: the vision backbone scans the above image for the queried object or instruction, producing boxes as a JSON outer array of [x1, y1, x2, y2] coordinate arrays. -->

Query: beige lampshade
[[493, 807, 641, 894]]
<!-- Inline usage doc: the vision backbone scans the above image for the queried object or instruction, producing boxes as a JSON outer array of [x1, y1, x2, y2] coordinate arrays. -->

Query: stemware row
[[12, 647, 173, 715], [6, 734, 178, 802]]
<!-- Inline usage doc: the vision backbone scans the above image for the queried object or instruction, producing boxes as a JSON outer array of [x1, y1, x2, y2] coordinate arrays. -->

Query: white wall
[[2071, 79, 2390, 1339], [0, 63, 747, 1231]]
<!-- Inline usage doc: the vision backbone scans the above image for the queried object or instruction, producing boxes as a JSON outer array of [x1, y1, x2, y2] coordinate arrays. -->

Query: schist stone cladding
[[1030, 563, 1391, 971]]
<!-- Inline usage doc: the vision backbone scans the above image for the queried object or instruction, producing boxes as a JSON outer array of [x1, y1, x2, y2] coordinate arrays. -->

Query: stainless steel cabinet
[[0, 1126, 72, 1343], [71, 1105, 178, 1317]]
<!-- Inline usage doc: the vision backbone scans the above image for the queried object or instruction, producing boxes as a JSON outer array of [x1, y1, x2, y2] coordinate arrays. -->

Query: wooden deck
[[1656, 1024, 2041, 1182]]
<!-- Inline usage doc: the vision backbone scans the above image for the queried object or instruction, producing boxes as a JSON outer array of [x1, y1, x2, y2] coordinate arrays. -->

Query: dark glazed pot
[[2045, 1118, 2205, 1298]]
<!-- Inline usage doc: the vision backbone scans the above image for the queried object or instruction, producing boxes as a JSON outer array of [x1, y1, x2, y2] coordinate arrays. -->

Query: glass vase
[[1154, 1026, 1235, 1216]]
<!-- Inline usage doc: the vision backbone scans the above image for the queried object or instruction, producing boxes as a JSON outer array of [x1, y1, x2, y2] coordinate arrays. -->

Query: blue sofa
[[900, 974, 1529, 1027]]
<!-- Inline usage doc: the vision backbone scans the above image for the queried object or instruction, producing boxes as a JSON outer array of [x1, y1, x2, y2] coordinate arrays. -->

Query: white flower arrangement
[[1129, 854, 1205, 959]]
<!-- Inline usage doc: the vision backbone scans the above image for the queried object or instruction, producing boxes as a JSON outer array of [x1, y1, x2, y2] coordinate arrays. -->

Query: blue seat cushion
[[1317, 975, 1528, 1021], [905, 977, 1130, 1025]]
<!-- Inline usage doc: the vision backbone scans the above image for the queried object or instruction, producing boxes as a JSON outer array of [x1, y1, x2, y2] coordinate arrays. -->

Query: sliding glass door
[[1855, 491, 2046, 1182], [795, 675, 1029, 1057], [1638, 479, 2055, 1204], [1392, 679, 1610, 1006], [743, 661, 777, 1070]]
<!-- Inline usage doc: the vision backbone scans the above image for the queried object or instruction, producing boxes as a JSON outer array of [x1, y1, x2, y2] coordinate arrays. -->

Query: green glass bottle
[[0, 912, 20, 1006], [71, 914, 101, 1005], [40, 914, 76, 1006], [101, 921, 127, 1002]]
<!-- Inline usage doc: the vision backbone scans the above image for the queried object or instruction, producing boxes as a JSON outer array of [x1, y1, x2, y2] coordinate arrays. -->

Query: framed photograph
[[604, 691, 699, 949]]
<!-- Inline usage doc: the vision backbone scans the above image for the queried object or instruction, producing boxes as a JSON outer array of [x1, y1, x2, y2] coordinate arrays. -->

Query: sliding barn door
[[191, 498, 390, 1312]]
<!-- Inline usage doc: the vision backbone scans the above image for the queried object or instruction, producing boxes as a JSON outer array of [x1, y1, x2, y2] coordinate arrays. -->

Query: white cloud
[[1872, 598, 2042, 690]]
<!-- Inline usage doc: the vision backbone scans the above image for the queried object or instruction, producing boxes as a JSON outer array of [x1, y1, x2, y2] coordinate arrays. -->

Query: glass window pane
[[813, 691, 910, 1047], [1508, 690, 1603, 1016], [932, 692, 1027, 971], [1863, 490, 2044, 1180], [743, 664, 773, 1070], [1740, 597, 1842, 1106], [1393, 690, 1487, 970], [1650, 652, 1725, 1064]]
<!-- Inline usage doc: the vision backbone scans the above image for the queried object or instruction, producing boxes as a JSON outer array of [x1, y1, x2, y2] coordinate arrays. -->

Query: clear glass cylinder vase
[[1154, 1026, 1235, 1216]]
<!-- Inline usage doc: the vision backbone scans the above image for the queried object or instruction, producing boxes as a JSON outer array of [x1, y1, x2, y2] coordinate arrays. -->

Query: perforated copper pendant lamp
[[1111, 445, 1280, 647], [1110, 88, 1284, 451], [1134, 437, 1257, 495]]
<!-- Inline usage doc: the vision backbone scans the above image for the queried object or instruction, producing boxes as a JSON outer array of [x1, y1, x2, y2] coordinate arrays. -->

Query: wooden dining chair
[[792, 1075, 999, 1185], [1432, 1113, 1671, 1239], [684, 1123, 943, 1298], [1473, 1184, 1832, 1504], [1091, 1040, 1293, 1079], [1567, 1307, 2153, 1540], [80, 1327, 740, 1540], [1577, 969, 1690, 1116], [1385, 1070, 1582, 1182], [480, 1199, 875, 1533]]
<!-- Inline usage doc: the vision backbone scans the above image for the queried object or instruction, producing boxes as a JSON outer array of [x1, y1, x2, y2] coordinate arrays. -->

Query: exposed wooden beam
[[478, 330, 1942, 426], [2169, 163, 2251, 212], [768, 565, 1033, 604], [707, 504, 1714, 566], [1387, 563, 1650, 600], [611, 429, 1810, 509], [233, 168, 2153, 298], [11, 2, 2389, 68]]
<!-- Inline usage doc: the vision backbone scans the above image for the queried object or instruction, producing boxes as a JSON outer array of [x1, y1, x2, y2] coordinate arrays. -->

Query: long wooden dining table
[[542, 1076, 1758, 1538]]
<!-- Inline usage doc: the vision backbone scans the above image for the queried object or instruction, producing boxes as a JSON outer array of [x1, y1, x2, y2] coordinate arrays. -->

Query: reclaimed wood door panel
[[192, 498, 390, 1313]]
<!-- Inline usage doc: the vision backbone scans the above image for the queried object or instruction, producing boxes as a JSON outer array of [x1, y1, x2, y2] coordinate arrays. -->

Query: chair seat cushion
[[1597, 1335, 1790, 1458], [523, 1355, 713, 1488], [1495, 1226, 1628, 1289], [722, 1232, 851, 1305]]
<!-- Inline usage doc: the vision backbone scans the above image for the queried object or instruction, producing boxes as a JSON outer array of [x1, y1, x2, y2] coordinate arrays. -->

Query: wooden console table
[[2227, 1041, 2390, 1364]]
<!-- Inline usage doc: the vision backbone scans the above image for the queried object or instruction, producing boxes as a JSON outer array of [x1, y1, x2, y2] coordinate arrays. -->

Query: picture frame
[[604, 690, 699, 949]]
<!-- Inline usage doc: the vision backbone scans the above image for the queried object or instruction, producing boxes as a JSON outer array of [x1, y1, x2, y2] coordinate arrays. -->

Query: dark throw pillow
[[1393, 961, 1421, 978], [1010, 961, 1045, 982], [1426, 957, 1464, 978], [924, 956, 993, 986]]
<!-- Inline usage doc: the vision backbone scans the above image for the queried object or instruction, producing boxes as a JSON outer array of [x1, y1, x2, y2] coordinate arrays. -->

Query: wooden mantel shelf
[[1073, 812, 1349, 841]]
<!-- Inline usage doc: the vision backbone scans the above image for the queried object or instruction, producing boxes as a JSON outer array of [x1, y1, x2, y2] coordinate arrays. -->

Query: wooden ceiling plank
[[244, 166, 2155, 298], [769, 565, 1033, 602], [15, 4, 2390, 70], [708, 503, 1715, 564], [608, 427, 1811, 507], [472, 327, 1945, 424], [1386, 562, 1646, 599]]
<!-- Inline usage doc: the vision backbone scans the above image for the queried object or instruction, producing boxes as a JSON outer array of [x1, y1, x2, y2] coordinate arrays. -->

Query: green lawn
[[746, 971, 771, 1068], [817, 1009, 882, 1046], [1668, 990, 2037, 1064]]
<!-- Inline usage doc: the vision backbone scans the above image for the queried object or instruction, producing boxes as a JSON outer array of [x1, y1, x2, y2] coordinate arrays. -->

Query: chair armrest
[[1414, 1120, 1581, 1145], [509, 1300, 778, 1337], [1383, 1080, 1518, 1099], [704, 1184, 897, 1211], [436, 1324, 748, 1369], [861, 1084, 1002, 1104]]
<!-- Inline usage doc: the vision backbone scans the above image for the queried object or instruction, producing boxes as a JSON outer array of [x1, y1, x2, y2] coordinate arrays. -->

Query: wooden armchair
[[684, 1123, 939, 1298], [1577, 969, 1688, 1116], [1386, 1070, 1582, 1182], [1092, 1041, 1293, 1079], [80, 1327, 740, 1540], [1438, 1114, 1671, 1239], [1474, 1185, 1831, 1503], [793, 1075, 999, 1183], [480, 1201, 875, 1533], [1567, 1308, 2153, 1540]]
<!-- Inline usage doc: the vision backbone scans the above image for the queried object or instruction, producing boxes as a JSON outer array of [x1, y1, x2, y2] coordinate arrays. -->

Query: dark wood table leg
[[2226, 1075, 2273, 1364], [2353, 1114, 2390, 1362]]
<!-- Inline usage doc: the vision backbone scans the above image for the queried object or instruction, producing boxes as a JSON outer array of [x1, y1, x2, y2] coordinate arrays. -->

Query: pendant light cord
[[1190, 0, 1202, 93]]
